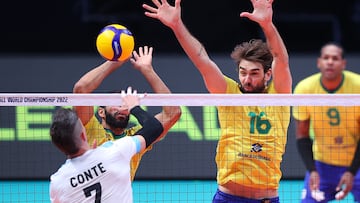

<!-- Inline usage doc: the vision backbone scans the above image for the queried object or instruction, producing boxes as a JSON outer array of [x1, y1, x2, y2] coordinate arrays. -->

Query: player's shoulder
[[224, 75, 241, 94], [343, 70, 360, 92], [344, 70, 360, 80], [294, 73, 321, 93], [50, 159, 72, 181]]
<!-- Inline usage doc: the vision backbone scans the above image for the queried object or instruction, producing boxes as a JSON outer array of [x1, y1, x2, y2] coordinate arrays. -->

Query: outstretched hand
[[142, 0, 182, 29], [240, 0, 273, 26], [130, 46, 153, 72], [121, 87, 144, 112]]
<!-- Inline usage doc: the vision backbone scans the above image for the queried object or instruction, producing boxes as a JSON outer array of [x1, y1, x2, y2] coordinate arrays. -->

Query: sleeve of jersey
[[224, 76, 240, 94], [113, 137, 138, 161], [292, 83, 309, 121], [49, 179, 58, 202]]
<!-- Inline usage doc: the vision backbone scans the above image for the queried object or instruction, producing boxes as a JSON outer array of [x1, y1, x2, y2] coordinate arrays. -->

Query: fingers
[[143, 46, 153, 55], [251, 0, 273, 4], [335, 190, 345, 200], [120, 87, 134, 96], [127, 86, 134, 95], [139, 46, 152, 56], [175, 0, 181, 8], [143, 4, 157, 13], [121, 87, 144, 98], [239, 12, 250, 18], [92, 139, 97, 149], [152, 0, 161, 8], [132, 50, 139, 59], [311, 190, 325, 202], [339, 185, 350, 200], [146, 47, 154, 55], [138, 46, 144, 56], [309, 171, 320, 191], [142, 46, 148, 55], [132, 46, 153, 59]]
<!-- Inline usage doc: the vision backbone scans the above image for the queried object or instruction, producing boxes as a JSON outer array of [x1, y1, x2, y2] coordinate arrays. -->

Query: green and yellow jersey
[[216, 76, 290, 190], [85, 115, 152, 181], [293, 70, 360, 166]]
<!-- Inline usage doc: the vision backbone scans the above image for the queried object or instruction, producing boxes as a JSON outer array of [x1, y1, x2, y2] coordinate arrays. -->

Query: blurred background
[[0, 0, 359, 54], [0, 1, 359, 201]]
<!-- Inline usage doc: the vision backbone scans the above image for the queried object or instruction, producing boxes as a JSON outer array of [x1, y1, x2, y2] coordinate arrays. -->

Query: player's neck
[[107, 127, 124, 136], [68, 146, 90, 159], [321, 75, 343, 92]]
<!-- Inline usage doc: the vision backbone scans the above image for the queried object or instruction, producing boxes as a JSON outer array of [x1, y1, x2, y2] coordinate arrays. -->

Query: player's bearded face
[[104, 109, 129, 129], [239, 77, 266, 93], [238, 61, 269, 93]]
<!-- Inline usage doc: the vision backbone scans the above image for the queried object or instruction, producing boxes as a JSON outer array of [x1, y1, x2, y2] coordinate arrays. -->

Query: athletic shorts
[[213, 189, 280, 203], [301, 160, 360, 203]]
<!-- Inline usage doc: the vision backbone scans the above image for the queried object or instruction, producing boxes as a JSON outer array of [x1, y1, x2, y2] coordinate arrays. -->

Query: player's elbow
[[143, 119, 164, 147], [163, 106, 182, 129], [73, 81, 88, 93], [172, 106, 182, 122]]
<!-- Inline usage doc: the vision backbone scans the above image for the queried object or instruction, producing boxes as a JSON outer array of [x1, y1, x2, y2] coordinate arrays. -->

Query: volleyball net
[[0, 93, 359, 202]]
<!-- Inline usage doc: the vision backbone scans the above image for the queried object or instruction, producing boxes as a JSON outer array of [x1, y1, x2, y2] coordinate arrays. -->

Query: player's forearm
[[348, 140, 360, 175], [261, 23, 289, 65], [262, 23, 292, 93], [131, 106, 164, 147], [171, 21, 212, 72], [157, 105, 181, 132], [142, 68, 171, 94], [297, 137, 316, 172], [143, 69, 181, 133], [73, 61, 124, 93]]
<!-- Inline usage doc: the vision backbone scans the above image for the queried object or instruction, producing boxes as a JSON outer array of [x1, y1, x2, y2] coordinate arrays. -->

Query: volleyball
[[96, 24, 135, 61]]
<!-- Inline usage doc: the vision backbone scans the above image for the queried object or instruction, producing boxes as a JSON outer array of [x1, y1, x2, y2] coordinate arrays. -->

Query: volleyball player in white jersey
[[49, 87, 163, 203]]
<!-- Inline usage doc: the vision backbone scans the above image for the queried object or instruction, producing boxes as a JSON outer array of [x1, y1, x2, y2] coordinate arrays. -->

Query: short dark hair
[[231, 39, 273, 73], [99, 90, 122, 108], [50, 108, 81, 155], [320, 42, 345, 59]]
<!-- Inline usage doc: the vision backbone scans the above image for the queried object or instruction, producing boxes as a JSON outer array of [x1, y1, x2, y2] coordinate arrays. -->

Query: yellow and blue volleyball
[[96, 24, 135, 61]]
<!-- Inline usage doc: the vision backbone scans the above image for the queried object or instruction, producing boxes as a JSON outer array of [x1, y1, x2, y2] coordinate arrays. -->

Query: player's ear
[[316, 58, 322, 70], [80, 131, 87, 142], [265, 68, 272, 81], [98, 106, 105, 118]]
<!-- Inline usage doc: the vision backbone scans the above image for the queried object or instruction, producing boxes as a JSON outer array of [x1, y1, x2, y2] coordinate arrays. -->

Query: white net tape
[[0, 93, 359, 106]]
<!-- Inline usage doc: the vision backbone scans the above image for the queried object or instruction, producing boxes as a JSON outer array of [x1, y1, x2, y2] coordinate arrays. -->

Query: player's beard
[[239, 80, 266, 93], [105, 110, 129, 129]]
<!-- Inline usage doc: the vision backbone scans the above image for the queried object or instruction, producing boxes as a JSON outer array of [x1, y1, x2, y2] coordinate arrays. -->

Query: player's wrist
[[345, 169, 357, 176]]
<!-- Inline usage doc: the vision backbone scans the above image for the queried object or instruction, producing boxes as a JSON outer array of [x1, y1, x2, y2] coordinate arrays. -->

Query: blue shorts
[[301, 161, 360, 203], [213, 189, 280, 203]]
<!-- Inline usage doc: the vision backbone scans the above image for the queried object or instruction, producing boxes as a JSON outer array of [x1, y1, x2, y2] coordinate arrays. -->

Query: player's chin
[[115, 114, 127, 120], [242, 87, 257, 93]]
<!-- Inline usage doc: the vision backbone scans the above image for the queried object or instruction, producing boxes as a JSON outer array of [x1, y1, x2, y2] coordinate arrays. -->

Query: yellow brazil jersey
[[85, 115, 153, 181], [216, 76, 290, 190], [292, 70, 360, 166]]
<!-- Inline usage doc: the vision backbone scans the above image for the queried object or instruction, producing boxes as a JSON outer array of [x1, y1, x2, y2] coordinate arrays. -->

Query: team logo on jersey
[[334, 136, 343, 144], [238, 143, 270, 161], [251, 143, 262, 152]]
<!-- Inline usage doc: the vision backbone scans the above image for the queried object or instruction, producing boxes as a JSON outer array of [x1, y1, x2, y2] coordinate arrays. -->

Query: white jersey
[[50, 136, 140, 203]]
